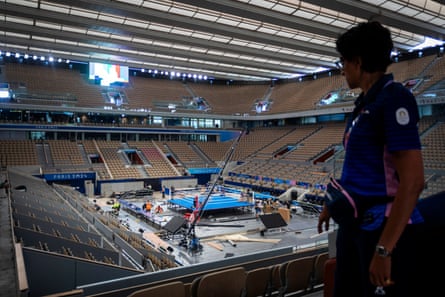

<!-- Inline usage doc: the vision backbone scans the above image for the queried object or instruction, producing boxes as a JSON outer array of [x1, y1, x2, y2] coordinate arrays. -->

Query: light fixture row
[[1, 50, 209, 81]]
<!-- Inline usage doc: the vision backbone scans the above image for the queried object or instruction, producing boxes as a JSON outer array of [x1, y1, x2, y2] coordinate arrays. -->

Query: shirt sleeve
[[383, 83, 421, 152]]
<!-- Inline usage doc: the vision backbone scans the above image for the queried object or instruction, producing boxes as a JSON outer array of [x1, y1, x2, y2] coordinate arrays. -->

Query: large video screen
[[89, 62, 129, 86]]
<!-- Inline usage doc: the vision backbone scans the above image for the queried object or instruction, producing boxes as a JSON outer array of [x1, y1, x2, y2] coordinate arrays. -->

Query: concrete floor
[[97, 190, 330, 267]]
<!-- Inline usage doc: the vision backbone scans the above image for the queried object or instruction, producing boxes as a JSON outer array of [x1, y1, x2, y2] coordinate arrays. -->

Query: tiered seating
[[228, 160, 327, 191], [255, 126, 320, 159], [231, 127, 293, 161], [269, 74, 345, 114], [187, 83, 269, 115], [4, 63, 104, 108], [54, 184, 179, 272], [422, 174, 445, 199], [415, 55, 445, 95], [125, 77, 189, 111], [3, 54, 445, 116], [46, 140, 85, 166], [95, 140, 142, 179], [388, 54, 436, 84], [418, 115, 439, 135], [106, 225, 177, 270], [10, 177, 121, 266], [282, 123, 344, 162], [82, 139, 101, 156], [81, 140, 111, 179], [228, 124, 343, 190], [193, 141, 234, 163], [0, 140, 39, 166], [162, 141, 207, 167], [421, 121, 445, 169], [127, 141, 179, 177], [228, 116, 445, 197]]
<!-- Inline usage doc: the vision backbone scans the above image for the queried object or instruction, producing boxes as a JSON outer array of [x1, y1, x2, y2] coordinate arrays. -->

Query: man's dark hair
[[336, 21, 393, 72]]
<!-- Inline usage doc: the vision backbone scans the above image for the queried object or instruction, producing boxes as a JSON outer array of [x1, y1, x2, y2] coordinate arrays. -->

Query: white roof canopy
[[1, 0, 444, 81]]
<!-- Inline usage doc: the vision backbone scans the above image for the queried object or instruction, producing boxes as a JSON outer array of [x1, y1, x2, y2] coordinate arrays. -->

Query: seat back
[[127, 281, 186, 297], [190, 275, 202, 297], [195, 267, 246, 297], [312, 252, 329, 289], [184, 282, 192, 297], [269, 263, 285, 296], [244, 266, 273, 297], [281, 256, 315, 295]]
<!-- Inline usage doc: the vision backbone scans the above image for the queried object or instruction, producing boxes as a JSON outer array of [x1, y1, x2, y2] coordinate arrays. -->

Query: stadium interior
[[1, 1, 445, 297]]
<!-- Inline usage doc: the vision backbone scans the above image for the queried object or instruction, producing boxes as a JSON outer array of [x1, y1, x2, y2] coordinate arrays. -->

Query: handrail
[[14, 243, 29, 294]]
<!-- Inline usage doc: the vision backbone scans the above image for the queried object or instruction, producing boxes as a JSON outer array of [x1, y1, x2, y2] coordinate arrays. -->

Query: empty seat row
[[126, 252, 330, 297]]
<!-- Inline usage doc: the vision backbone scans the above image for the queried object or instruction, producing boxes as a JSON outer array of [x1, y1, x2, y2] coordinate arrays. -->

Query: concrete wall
[[99, 180, 144, 197]]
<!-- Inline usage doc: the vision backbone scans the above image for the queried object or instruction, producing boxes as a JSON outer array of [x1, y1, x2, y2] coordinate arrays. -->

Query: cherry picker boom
[[183, 130, 245, 252]]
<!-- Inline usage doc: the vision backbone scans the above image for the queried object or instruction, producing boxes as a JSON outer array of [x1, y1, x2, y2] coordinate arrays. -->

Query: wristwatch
[[375, 245, 392, 257]]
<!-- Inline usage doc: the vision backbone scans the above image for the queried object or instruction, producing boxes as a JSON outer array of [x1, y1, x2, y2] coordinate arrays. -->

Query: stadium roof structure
[[1, 0, 445, 82]]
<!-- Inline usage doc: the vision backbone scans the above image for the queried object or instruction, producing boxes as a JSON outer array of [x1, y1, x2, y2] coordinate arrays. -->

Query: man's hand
[[318, 204, 331, 233]]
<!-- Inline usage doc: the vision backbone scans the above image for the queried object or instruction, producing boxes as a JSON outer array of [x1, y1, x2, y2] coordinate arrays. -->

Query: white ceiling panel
[[1, 0, 444, 81]]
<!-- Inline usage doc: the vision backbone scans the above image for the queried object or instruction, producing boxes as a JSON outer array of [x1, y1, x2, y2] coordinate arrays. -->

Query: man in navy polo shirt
[[317, 21, 437, 297]]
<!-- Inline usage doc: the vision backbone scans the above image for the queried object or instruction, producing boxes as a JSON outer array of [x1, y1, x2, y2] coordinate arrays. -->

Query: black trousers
[[333, 191, 445, 297]]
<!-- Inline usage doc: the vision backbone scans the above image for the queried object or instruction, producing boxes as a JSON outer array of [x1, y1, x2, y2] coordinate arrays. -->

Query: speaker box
[[163, 216, 187, 234], [259, 213, 288, 229]]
